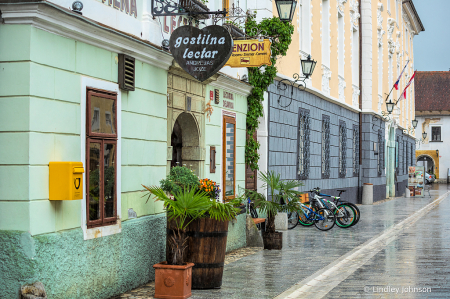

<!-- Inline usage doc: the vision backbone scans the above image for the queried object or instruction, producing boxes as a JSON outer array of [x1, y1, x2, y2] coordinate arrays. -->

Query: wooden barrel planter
[[187, 217, 229, 289], [166, 217, 229, 289]]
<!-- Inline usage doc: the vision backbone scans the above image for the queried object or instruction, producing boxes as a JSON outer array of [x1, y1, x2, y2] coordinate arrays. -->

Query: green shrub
[[160, 166, 200, 194]]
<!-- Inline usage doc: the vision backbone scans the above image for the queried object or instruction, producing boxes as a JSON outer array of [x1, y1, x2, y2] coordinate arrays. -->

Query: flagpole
[[396, 70, 416, 104], [385, 60, 410, 103], [384, 85, 396, 103]]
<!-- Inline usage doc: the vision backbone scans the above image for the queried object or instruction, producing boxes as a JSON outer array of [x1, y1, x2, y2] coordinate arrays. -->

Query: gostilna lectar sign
[[169, 25, 233, 82]]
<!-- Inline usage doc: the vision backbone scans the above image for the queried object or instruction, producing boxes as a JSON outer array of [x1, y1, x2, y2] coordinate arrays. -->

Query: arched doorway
[[170, 112, 202, 176], [417, 155, 435, 174]]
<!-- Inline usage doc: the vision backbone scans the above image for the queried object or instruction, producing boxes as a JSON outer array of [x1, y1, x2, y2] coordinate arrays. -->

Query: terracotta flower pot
[[153, 262, 195, 299], [262, 231, 283, 250]]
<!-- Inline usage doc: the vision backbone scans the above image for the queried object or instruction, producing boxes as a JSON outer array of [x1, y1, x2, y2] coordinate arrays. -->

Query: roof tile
[[415, 71, 450, 111]]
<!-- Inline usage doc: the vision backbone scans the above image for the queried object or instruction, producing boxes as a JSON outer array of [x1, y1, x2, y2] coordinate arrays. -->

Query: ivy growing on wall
[[244, 15, 294, 170]]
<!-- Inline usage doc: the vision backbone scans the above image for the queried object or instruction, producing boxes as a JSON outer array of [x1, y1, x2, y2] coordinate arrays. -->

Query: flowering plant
[[199, 178, 220, 200]]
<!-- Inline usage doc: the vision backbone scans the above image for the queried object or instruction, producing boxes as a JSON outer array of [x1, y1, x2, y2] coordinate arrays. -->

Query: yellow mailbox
[[49, 162, 84, 200]]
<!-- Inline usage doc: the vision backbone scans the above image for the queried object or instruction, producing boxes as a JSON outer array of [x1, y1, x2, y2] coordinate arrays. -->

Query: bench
[[252, 218, 266, 231], [252, 218, 266, 225]]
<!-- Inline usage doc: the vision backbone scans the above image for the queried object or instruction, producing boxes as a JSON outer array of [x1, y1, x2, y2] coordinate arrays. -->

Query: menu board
[[408, 166, 425, 197]]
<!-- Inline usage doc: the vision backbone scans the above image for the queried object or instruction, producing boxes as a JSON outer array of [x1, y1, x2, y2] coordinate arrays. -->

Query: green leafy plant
[[247, 171, 302, 233], [244, 16, 294, 170], [160, 166, 200, 195], [142, 184, 239, 265], [143, 186, 211, 265]]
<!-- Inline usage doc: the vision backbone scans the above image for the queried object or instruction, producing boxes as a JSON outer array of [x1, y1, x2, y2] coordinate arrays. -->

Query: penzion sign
[[225, 39, 272, 68], [169, 25, 233, 82]]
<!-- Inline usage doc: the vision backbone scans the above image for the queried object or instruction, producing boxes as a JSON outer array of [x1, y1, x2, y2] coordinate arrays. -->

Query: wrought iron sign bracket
[[372, 113, 391, 132], [276, 74, 308, 109], [152, 0, 227, 17]]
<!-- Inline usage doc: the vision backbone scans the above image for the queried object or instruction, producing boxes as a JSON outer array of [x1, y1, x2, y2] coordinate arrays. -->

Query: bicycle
[[332, 189, 361, 226], [296, 201, 336, 231], [308, 188, 357, 228]]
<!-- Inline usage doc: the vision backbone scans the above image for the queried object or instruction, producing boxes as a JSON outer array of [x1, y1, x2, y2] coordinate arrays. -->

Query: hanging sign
[[169, 25, 233, 82], [225, 39, 272, 68]]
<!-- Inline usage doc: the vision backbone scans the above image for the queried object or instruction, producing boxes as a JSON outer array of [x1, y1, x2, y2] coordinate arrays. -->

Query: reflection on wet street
[[190, 184, 450, 299]]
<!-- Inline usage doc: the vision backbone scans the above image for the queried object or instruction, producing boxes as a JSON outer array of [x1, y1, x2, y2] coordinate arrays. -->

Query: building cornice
[[402, 0, 425, 34], [276, 73, 361, 114], [209, 73, 253, 97], [0, 2, 174, 70]]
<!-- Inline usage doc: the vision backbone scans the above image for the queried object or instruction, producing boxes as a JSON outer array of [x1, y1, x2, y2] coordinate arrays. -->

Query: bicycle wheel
[[340, 201, 360, 226], [314, 208, 336, 231], [287, 211, 299, 229], [298, 203, 315, 226], [334, 204, 356, 228]]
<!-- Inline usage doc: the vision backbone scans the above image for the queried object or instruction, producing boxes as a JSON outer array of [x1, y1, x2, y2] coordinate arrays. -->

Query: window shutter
[[118, 54, 135, 91]]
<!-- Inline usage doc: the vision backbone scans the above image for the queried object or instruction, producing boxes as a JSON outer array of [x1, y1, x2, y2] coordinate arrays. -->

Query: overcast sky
[[413, 0, 450, 71]]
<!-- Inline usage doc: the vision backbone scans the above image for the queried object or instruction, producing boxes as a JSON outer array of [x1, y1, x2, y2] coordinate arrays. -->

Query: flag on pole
[[394, 60, 410, 90], [401, 71, 416, 100]]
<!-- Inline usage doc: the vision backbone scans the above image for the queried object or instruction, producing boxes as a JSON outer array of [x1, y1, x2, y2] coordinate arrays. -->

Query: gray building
[[265, 82, 416, 204]]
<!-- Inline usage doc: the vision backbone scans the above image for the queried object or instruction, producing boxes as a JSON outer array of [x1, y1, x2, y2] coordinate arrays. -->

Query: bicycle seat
[[337, 189, 346, 193]]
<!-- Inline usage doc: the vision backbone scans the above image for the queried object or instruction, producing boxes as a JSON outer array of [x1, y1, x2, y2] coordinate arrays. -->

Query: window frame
[[86, 89, 118, 139], [338, 120, 347, 178], [222, 115, 236, 201], [86, 88, 118, 229], [297, 108, 310, 180], [321, 114, 331, 179], [431, 126, 441, 142], [352, 124, 360, 177]]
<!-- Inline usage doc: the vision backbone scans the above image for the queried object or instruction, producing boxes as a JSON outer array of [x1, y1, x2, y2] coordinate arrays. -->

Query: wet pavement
[[114, 184, 450, 299]]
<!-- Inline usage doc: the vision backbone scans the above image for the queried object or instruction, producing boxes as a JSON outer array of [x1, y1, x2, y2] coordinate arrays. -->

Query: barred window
[[432, 127, 441, 141], [378, 129, 384, 176], [406, 141, 410, 169], [297, 108, 310, 180], [395, 135, 400, 175], [321, 115, 331, 179], [339, 121, 347, 178], [352, 124, 359, 177], [404, 140, 407, 172]]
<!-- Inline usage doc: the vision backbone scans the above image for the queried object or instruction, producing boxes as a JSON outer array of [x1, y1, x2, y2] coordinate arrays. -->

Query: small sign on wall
[[223, 100, 234, 109]]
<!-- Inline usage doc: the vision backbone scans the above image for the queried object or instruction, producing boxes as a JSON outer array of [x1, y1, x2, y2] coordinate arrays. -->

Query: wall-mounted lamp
[[300, 55, 317, 79], [277, 55, 317, 108], [436, 149, 439, 157], [422, 132, 427, 140], [386, 100, 395, 114], [412, 119, 418, 129], [72, 1, 83, 14], [161, 39, 170, 50], [275, 0, 297, 22]]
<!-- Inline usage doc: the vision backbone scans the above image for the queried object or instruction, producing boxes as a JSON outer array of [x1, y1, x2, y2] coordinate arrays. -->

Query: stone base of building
[[0, 214, 167, 299], [0, 212, 248, 299]]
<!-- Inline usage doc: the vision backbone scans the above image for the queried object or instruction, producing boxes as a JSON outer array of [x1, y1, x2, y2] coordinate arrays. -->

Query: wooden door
[[245, 131, 257, 190]]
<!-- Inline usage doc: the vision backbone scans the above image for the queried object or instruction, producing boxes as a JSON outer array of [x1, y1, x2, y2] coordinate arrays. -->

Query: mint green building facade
[[0, 1, 251, 298]]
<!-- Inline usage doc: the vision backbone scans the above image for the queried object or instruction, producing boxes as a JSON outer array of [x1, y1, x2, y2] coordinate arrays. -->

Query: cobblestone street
[[114, 185, 450, 299]]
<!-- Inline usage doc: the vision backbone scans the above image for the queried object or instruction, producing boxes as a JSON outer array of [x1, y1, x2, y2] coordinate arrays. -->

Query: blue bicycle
[[296, 201, 336, 231]]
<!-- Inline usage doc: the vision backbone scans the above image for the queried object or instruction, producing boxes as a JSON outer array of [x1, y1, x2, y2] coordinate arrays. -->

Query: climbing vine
[[244, 15, 294, 170]]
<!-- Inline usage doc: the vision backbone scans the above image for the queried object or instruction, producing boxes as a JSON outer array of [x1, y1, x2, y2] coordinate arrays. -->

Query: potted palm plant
[[142, 186, 211, 299], [143, 174, 240, 294], [247, 171, 303, 250]]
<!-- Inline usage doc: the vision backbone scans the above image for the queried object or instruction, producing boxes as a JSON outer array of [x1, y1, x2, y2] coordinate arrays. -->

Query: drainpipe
[[358, 0, 363, 203]]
